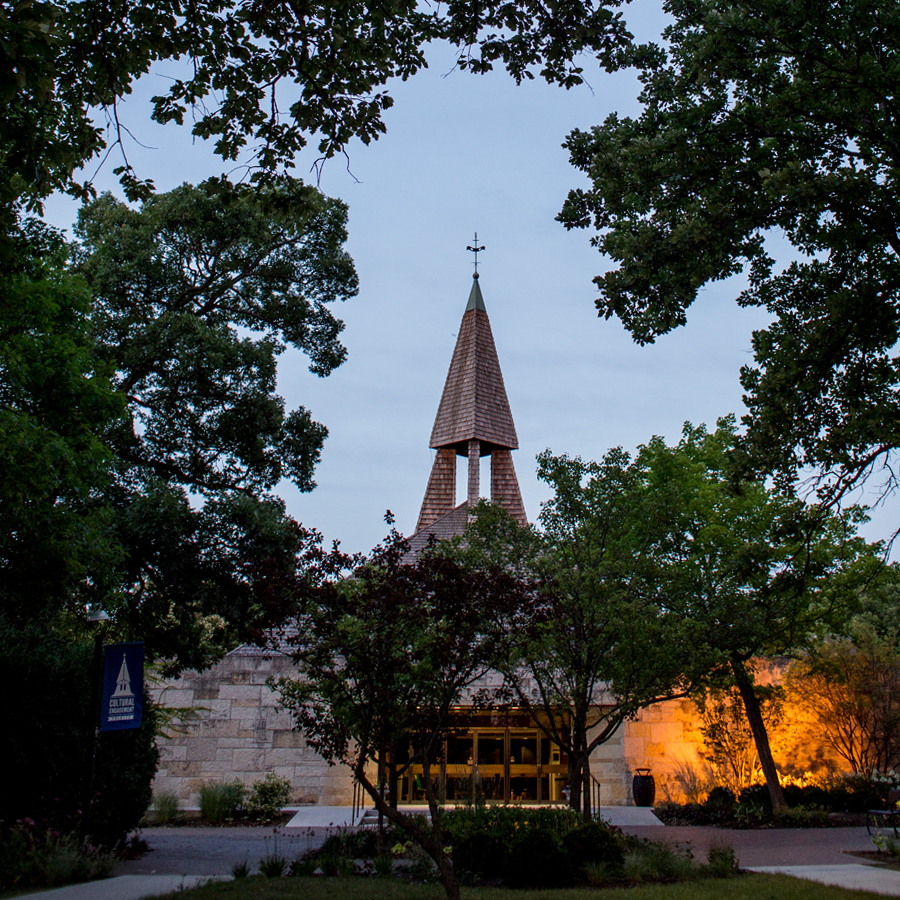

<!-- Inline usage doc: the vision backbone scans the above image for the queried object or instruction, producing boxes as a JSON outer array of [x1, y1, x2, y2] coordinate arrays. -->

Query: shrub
[[442, 805, 581, 848], [451, 830, 510, 882], [231, 860, 250, 878], [443, 806, 627, 887], [872, 834, 900, 859], [247, 772, 291, 821], [151, 790, 180, 825], [563, 821, 625, 877], [258, 852, 288, 877], [738, 783, 771, 813], [402, 844, 436, 882], [783, 783, 841, 810], [583, 860, 623, 886], [0, 822, 116, 892], [290, 856, 317, 876], [199, 780, 245, 823], [654, 802, 734, 826], [318, 828, 379, 859], [505, 827, 570, 888], [704, 844, 739, 878], [317, 852, 342, 876], [705, 786, 736, 810], [624, 841, 696, 883], [774, 804, 830, 828], [0, 621, 159, 848]]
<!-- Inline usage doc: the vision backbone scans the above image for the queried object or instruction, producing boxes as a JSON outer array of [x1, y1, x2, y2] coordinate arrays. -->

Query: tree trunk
[[582, 758, 592, 822], [567, 751, 583, 814], [357, 760, 461, 900], [422, 757, 461, 900], [730, 656, 786, 811], [388, 740, 400, 810]]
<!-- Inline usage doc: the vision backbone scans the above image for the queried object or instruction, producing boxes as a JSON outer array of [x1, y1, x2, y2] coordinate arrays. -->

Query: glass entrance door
[[400, 713, 568, 804]]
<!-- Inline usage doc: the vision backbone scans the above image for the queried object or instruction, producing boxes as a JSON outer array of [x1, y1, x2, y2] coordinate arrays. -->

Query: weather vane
[[467, 233, 485, 278]]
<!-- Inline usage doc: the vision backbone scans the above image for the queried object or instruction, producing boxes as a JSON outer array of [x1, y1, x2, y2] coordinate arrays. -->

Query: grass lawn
[[146, 874, 895, 900]]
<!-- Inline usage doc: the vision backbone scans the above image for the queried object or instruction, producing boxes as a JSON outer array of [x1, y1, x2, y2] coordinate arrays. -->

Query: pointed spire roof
[[466, 277, 486, 312], [429, 275, 518, 451]]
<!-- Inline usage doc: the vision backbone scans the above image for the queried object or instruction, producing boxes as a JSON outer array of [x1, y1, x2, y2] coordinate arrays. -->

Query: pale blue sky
[[43, 0, 896, 555]]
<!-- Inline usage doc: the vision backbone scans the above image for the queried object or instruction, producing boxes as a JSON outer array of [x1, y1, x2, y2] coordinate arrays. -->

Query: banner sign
[[99, 642, 144, 732]]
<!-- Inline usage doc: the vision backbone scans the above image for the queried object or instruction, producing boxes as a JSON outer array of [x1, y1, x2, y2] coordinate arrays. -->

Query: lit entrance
[[400, 712, 568, 804]]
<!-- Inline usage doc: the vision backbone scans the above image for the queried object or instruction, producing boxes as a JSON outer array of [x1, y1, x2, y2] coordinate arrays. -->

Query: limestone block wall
[[622, 700, 707, 804], [152, 647, 354, 809], [620, 664, 845, 805], [588, 722, 629, 805]]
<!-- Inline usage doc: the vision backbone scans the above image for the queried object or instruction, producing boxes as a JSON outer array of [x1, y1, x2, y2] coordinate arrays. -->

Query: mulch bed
[[655, 804, 864, 829], [845, 850, 900, 870]]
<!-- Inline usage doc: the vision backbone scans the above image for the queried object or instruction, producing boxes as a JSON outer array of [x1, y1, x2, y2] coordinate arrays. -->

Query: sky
[[43, 0, 896, 555]]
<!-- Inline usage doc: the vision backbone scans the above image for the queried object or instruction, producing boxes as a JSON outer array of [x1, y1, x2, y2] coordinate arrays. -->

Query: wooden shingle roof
[[429, 277, 518, 452], [406, 502, 471, 558]]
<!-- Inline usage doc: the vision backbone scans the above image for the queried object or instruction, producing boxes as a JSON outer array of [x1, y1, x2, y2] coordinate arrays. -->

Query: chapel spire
[[413, 268, 527, 539]]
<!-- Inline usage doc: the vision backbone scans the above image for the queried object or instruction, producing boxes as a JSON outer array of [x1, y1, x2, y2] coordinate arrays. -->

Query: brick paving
[[622, 824, 880, 867]]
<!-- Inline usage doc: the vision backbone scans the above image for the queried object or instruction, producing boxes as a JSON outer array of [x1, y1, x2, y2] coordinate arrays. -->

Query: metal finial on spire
[[466, 232, 485, 278]]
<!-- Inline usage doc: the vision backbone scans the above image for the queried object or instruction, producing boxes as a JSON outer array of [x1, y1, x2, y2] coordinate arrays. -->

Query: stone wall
[[623, 699, 708, 804], [152, 647, 353, 809], [589, 722, 629, 805], [153, 653, 842, 810], [619, 663, 844, 805]]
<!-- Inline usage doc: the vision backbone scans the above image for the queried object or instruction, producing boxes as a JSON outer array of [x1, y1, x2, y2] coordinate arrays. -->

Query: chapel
[[150, 270, 723, 810]]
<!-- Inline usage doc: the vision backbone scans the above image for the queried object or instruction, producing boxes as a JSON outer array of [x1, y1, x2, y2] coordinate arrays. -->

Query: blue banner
[[99, 643, 144, 732]]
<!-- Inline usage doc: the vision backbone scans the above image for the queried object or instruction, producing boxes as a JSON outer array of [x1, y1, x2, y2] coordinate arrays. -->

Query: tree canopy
[[3, 0, 634, 210], [634, 419, 873, 807], [465, 419, 874, 812], [786, 566, 900, 773], [1, 179, 357, 672], [77, 178, 356, 670], [463, 452, 703, 818], [558, 0, 900, 502], [0, 219, 122, 619], [75, 178, 356, 495]]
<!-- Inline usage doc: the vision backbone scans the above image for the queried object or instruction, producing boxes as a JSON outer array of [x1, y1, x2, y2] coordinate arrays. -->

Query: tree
[[637, 419, 873, 809], [468, 420, 872, 814], [0, 218, 123, 621], [558, 0, 900, 502], [64, 177, 358, 671], [274, 522, 529, 900], [2, 0, 634, 211], [76, 178, 355, 496], [786, 569, 900, 773], [694, 678, 784, 796], [461, 457, 703, 820], [0, 618, 160, 846]]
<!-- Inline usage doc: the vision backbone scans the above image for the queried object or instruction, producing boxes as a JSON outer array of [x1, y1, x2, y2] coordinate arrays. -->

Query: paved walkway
[[114, 825, 329, 876], [620, 823, 881, 867], [15, 819, 900, 899], [749, 865, 900, 896]]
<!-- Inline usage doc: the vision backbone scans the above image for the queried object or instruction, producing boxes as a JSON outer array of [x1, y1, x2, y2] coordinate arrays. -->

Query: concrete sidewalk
[[15, 875, 230, 900], [749, 865, 900, 896]]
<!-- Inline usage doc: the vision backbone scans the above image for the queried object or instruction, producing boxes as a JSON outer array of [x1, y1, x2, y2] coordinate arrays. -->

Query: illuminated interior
[[398, 711, 569, 804]]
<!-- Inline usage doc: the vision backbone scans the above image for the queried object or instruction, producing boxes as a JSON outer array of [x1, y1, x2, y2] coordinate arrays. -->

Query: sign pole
[[80, 626, 105, 842]]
